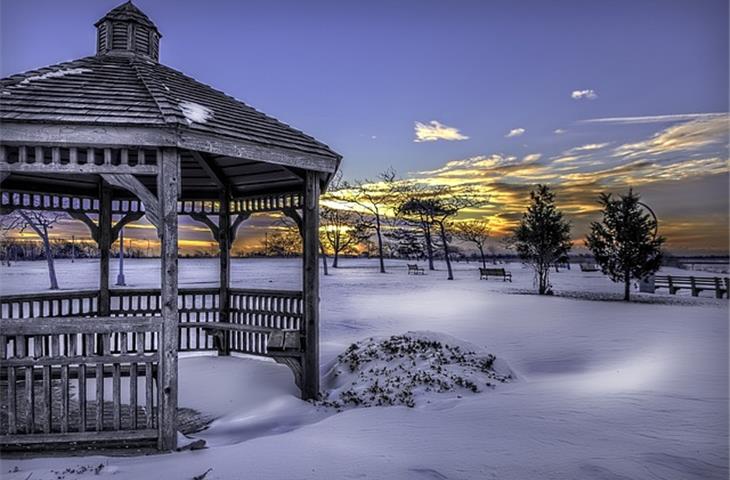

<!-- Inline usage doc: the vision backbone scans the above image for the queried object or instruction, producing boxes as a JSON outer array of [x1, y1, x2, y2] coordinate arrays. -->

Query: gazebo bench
[[199, 322, 302, 355], [479, 267, 512, 282]]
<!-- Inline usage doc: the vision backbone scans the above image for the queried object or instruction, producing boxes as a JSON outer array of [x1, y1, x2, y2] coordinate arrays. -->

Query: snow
[[17, 68, 92, 86], [178, 101, 214, 125], [0, 258, 727, 479]]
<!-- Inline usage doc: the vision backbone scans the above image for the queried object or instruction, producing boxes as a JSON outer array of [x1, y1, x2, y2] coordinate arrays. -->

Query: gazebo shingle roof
[[0, 55, 339, 161]]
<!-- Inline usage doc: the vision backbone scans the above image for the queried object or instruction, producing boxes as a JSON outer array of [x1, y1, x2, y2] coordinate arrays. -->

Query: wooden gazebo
[[0, 2, 340, 451]]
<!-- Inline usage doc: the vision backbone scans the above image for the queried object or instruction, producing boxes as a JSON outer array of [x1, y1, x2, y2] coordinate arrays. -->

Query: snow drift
[[320, 331, 514, 409]]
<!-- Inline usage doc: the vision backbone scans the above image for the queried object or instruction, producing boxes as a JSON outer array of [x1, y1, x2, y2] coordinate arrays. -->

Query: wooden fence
[[0, 316, 162, 449]]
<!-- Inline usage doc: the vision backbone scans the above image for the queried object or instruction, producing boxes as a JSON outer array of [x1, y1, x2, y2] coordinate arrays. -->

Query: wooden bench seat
[[199, 322, 303, 356], [654, 275, 729, 298], [479, 267, 512, 282], [407, 264, 425, 275]]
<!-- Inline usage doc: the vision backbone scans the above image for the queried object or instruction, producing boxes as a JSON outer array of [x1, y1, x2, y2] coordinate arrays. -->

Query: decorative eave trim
[[0, 122, 341, 174]]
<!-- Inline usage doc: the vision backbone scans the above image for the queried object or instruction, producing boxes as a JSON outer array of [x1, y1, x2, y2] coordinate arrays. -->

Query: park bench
[[479, 267, 512, 282], [407, 264, 425, 275], [580, 263, 600, 272], [654, 275, 729, 299]]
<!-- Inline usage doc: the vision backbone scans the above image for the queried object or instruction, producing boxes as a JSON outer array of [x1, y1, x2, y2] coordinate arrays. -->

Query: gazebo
[[0, 2, 340, 451]]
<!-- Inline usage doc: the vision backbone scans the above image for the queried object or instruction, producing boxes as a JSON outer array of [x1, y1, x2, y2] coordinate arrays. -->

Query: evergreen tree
[[586, 189, 665, 301], [511, 185, 572, 295]]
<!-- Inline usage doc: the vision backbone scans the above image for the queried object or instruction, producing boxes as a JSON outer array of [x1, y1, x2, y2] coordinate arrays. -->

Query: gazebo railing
[[0, 316, 162, 448], [1, 287, 304, 356]]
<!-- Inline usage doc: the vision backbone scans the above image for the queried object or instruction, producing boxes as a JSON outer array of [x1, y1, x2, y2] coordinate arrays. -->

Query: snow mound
[[320, 331, 513, 409]]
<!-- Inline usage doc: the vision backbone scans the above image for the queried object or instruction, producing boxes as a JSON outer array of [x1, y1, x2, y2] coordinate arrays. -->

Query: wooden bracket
[[68, 210, 145, 244], [68, 211, 99, 243], [229, 212, 250, 242], [189, 212, 219, 239], [101, 174, 161, 232], [271, 355, 303, 391], [281, 207, 303, 236], [189, 211, 251, 248], [111, 211, 144, 243]]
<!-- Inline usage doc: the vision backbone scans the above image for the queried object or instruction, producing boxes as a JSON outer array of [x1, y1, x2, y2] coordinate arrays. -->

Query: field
[[1, 258, 728, 480]]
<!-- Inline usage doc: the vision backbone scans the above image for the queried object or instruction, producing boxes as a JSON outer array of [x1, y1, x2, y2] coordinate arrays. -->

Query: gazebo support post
[[218, 187, 231, 356], [158, 148, 179, 451], [98, 181, 112, 319], [302, 170, 320, 400]]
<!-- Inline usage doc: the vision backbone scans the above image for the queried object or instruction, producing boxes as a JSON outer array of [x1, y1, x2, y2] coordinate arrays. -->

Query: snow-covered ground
[[1, 258, 728, 479]]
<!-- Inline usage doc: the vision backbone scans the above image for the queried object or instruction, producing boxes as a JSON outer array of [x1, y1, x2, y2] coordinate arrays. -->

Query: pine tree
[[586, 189, 665, 301], [512, 185, 572, 295]]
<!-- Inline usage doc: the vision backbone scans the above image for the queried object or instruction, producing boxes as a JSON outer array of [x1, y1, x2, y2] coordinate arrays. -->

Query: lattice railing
[[228, 288, 303, 356], [0, 287, 304, 356], [0, 316, 162, 448]]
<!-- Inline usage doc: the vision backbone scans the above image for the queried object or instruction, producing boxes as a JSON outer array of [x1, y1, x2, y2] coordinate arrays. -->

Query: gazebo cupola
[[95, 1, 161, 61], [1, 0, 340, 453]]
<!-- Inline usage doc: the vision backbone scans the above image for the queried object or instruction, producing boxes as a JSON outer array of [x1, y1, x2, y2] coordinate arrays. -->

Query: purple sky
[[2, 0, 728, 252]]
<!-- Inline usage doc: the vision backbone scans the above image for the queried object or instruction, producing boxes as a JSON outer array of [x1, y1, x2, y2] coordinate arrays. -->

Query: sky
[[1, 0, 728, 254]]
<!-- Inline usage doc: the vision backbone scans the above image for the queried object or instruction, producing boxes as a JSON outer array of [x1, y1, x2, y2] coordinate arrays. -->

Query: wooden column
[[158, 148, 179, 451], [218, 187, 231, 355], [98, 181, 112, 317], [302, 170, 320, 400]]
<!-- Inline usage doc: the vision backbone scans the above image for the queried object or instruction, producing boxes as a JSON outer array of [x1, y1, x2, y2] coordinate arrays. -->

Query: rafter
[[191, 151, 226, 189]]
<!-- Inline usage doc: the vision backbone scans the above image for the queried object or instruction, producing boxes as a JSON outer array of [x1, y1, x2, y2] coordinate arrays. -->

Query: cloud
[[554, 128, 567, 134], [505, 128, 525, 138], [414, 121, 469, 142], [581, 112, 726, 125], [613, 116, 729, 159], [523, 153, 542, 162], [571, 89, 598, 100], [567, 143, 610, 153]]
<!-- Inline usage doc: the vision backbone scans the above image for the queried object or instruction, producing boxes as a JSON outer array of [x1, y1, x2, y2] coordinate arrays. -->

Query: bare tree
[[0, 210, 66, 289], [328, 168, 402, 273], [454, 219, 491, 268], [400, 187, 483, 280], [321, 206, 367, 268]]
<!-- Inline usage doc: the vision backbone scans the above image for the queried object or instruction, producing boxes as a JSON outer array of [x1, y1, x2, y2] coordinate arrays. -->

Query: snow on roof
[[178, 101, 214, 125], [18, 68, 93, 86]]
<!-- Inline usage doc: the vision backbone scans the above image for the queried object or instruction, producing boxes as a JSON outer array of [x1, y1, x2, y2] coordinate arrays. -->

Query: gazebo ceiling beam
[[101, 174, 161, 232]]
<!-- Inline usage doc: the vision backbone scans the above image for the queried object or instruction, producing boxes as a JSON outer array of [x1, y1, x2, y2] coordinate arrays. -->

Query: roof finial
[[95, 1, 162, 61]]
